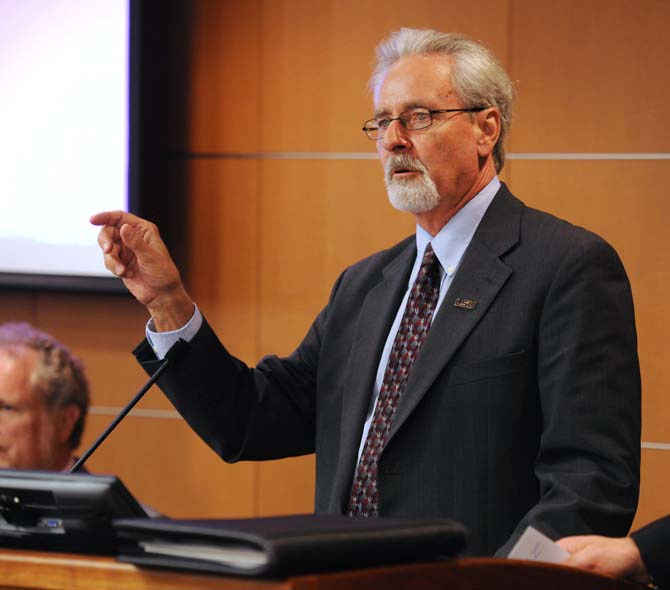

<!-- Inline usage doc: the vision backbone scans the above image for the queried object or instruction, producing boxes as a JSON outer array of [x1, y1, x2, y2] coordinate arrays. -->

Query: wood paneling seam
[[641, 442, 670, 451], [89, 406, 181, 419], [143, 152, 670, 160], [88, 405, 670, 451]]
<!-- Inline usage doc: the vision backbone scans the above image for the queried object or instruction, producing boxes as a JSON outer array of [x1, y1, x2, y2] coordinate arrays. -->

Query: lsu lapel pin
[[453, 297, 478, 310]]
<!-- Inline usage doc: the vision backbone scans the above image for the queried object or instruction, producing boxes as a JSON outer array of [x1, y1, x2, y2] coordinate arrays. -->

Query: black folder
[[114, 514, 467, 577]]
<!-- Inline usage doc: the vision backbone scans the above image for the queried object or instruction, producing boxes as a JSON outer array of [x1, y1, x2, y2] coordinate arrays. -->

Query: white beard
[[384, 154, 441, 213]]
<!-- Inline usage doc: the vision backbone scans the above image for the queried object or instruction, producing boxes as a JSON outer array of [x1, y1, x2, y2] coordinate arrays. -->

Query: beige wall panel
[[633, 448, 670, 530], [187, 0, 263, 153], [32, 293, 153, 407], [257, 455, 315, 516], [509, 160, 670, 443], [260, 0, 510, 153], [83, 414, 256, 518], [510, 0, 670, 152], [258, 159, 415, 354], [0, 292, 35, 323], [187, 159, 260, 364]]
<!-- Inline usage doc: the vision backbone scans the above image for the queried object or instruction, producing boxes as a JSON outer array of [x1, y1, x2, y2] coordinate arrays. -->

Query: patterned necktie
[[348, 243, 441, 517]]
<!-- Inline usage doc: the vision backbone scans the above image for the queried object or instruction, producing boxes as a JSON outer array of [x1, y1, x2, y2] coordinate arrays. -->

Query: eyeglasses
[[362, 106, 486, 140]]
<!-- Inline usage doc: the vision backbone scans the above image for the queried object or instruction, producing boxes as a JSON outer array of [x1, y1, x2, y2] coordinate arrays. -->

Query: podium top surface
[[0, 548, 642, 590]]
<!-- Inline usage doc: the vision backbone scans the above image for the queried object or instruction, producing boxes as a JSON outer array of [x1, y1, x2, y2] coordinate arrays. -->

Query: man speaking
[[91, 28, 641, 556]]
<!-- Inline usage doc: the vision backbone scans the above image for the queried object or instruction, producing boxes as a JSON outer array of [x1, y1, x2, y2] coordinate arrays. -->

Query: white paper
[[506, 526, 569, 563], [140, 540, 269, 570]]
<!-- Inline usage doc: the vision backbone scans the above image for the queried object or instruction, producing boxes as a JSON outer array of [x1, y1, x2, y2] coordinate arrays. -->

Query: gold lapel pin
[[453, 298, 478, 310]]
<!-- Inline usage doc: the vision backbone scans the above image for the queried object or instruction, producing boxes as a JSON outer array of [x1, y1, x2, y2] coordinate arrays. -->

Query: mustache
[[384, 154, 427, 181]]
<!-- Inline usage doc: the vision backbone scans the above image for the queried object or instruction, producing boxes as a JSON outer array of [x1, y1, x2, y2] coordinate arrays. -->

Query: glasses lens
[[363, 119, 381, 140], [403, 108, 432, 130]]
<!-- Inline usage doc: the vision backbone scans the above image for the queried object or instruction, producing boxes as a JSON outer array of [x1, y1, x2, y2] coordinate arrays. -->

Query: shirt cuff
[[145, 303, 203, 359]]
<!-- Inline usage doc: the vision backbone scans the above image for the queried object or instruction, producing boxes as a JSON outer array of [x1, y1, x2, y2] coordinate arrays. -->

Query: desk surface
[[0, 548, 642, 590]]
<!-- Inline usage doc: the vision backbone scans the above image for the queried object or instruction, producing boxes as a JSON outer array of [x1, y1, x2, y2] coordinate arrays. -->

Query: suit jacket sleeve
[[496, 232, 641, 555], [132, 272, 348, 463], [631, 516, 670, 588]]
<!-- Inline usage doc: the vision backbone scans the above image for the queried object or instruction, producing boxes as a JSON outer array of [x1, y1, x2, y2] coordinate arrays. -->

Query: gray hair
[[371, 28, 514, 172], [0, 322, 89, 449]]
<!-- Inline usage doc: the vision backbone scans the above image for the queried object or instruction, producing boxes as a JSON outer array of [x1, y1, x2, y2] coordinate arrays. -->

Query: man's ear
[[55, 404, 81, 446], [476, 108, 501, 159]]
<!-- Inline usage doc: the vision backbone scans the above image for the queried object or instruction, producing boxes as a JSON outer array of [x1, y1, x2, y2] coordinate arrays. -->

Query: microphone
[[70, 338, 189, 473]]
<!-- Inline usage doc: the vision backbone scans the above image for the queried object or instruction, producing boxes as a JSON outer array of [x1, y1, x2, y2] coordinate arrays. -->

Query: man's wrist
[[147, 285, 194, 332]]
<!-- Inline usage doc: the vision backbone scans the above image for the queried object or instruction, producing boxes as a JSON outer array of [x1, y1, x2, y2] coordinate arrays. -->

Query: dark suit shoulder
[[327, 235, 415, 300], [522, 202, 611, 248], [491, 184, 625, 269], [344, 235, 415, 275]]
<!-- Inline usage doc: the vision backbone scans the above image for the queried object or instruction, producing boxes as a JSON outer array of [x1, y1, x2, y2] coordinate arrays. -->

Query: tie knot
[[419, 243, 441, 290], [420, 243, 440, 280], [421, 243, 436, 267]]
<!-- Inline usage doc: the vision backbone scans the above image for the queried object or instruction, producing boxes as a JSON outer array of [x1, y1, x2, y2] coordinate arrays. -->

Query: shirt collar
[[415, 176, 500, 277]]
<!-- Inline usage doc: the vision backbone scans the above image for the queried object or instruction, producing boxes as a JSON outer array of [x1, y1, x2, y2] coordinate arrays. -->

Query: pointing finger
[[90, 210, 145, 229]]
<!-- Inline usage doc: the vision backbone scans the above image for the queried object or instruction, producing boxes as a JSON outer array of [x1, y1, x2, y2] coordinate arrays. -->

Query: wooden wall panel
[[258, 159, 415, 354], [83, 414, 256, 518], [186, 0, 262, 153], [509, 0, 670, 152], [260, 0, 510, 153], [186, 159, 260, 363], [0, 292, 35, 323], [33, 293, 149, 407], [256, 456, 315, 516]]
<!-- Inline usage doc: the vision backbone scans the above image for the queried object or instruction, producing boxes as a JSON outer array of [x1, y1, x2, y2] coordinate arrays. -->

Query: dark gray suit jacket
[[631, 516, 670, 588], [135, 183, 641, 556]]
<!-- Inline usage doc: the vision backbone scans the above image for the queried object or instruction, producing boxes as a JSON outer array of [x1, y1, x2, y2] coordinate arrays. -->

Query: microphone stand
[[70, 339, 189, 473]]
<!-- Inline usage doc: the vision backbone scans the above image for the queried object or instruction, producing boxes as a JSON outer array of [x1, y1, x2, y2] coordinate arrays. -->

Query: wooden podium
[[0, 548, 643, 590]]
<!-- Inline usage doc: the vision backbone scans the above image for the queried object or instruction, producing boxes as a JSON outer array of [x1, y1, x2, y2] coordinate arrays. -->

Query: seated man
[[0, 322, 89, 472]]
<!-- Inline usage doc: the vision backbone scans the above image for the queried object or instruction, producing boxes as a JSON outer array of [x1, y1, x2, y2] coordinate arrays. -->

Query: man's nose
[[380, 119, 411, 152]]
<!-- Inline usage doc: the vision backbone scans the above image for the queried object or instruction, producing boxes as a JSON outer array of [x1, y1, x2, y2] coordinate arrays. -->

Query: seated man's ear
[[55, 404, 81, 446]]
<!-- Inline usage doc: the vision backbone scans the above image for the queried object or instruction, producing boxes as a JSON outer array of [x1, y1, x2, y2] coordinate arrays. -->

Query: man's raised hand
[[90, 211, 193, 331]]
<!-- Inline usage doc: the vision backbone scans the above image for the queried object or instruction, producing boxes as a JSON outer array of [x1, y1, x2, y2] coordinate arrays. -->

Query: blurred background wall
[[1, 0, 668, 531]]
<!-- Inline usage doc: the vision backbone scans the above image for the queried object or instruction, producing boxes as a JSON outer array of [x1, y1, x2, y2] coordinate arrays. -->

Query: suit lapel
[[330, 241, 415, 509], [388, 185, 522, 441]]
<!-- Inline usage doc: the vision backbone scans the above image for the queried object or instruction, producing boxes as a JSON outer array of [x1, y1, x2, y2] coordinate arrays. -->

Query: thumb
[[116, 222, 161, 274], [119, 220, 165, 263], [119, 222, 146, 251], [117, 219, 175, 279], [556, 536, 596, 554]]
